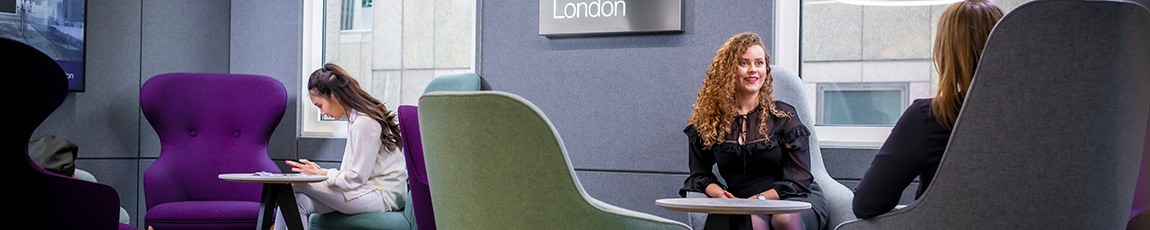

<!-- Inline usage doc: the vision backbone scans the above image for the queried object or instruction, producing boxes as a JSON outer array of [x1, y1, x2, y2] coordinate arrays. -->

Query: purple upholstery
[[141, 73, 286, 230], [398, 105, 435, 230], [3, 37, 127, 229], [145, 201, 262, 229]]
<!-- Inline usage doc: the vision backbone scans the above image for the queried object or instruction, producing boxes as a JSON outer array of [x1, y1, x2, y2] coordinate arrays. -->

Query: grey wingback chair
[[837, 0, 1150, 229], [685, 66, 856, 230], [1132, 2, 1150, 230], [1136, 129, 1150, 229]]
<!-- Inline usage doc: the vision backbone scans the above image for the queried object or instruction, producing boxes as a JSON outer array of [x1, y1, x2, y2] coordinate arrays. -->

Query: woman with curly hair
[[680, 32, 827, 230]]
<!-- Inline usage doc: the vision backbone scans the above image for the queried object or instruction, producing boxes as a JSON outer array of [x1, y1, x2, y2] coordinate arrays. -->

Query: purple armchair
[[141, 73, 286, 230], [398, 105, 435, 230], [4, 37, 131, 230]]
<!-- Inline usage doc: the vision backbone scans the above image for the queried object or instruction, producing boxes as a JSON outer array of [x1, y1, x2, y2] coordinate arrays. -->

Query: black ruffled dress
[[680, 101, 827, 229]]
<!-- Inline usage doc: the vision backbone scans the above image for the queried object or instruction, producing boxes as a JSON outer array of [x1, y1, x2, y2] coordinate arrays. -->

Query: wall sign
[[539, 0, 683, 36]]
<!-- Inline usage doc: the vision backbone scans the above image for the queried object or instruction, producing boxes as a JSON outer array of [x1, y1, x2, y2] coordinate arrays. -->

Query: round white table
[[219, 173, 327, 230], [655, 198, 811, 215], [218, 173, 328, 183]]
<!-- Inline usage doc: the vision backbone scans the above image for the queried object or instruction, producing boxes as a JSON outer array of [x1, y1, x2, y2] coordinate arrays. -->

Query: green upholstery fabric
[[418, 91, 690, 230], [422, 72, 481, 94], [309, 191, 415, 230]]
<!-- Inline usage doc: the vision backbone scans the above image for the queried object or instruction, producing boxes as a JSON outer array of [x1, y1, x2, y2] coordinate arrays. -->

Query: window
[[301, 0, 476, 137], [794, 0, 1029, 147], [817, 83, 908, 126]]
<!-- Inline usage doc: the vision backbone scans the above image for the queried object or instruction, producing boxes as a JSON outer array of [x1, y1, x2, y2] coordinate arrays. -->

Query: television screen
[[1, 0, 85, 92]]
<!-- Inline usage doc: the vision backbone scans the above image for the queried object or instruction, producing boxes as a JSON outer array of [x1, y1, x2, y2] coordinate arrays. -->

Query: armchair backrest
[[1137, 123, 1150, 229], [420, 91, 593, 229], [141, 73, 285, 209], [4, 37, 121, 229], [770, 66, 857, 227], [837, 1, 1150, 229], [419, 91, 687, 229], [398, 105, 435, 230], [422, 72, 480, 94], [1136, 2, 1150, 227], [399, 72, 482, 230]]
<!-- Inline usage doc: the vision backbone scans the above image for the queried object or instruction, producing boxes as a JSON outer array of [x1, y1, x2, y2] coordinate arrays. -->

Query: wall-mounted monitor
[[1, 0, 85, 92]]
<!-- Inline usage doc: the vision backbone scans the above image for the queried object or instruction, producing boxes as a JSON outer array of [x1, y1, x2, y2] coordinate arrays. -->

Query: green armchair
[[418, 91, 690, 229], [308, 193, 415, 230]]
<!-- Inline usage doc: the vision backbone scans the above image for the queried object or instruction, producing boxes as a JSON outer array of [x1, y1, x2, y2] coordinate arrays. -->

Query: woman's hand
[[286, 159, 328, 176], [705, 183, 736, 198], [745, 189, 780, 200]]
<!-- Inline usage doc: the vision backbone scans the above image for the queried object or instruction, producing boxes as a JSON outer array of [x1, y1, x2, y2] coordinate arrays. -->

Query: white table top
[[656, 198, 812, 215], [218, 173, 328, 183]]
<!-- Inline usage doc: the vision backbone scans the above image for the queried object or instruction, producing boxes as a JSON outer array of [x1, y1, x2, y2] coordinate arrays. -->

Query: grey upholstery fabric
[[837, 1, 1150, 229], [1138, 137, 1150, 229], [772, 66, 857, 229], [1131, 0, 1150, 10], [1135, 2, 1150, 230], [685, 66, 856, 230]]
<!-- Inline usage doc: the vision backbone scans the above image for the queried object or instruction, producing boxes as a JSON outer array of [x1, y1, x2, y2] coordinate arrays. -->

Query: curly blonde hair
[[688, 33, 790, 148]]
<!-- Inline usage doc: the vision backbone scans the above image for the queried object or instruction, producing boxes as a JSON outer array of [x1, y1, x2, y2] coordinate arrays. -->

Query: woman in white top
[[275, 63, 408, 230]]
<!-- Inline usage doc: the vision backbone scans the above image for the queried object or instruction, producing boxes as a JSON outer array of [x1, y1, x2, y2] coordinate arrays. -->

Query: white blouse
[[324, 110, 408, 210]]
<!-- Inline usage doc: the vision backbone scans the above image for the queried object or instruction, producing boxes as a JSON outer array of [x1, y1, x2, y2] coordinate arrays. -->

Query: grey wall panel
[[822, 147, 880, 180], [139, 0, 231, 158], [32, 0, 141, 159], [824, 147, 924, 205], [140, 110, 159, 157], [229, 0, 302, 161], [296, 137, 348, 162], [574, 170, 690, 224], [77, 159, 140, 229], [140, 0, 231, 79], [479, 0, 774, 173], [137, 159, 154, 229]]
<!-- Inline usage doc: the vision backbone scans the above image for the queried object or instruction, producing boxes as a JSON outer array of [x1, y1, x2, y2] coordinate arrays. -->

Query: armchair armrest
[[685, 192, 709, 230], [583, 196, 690, 230]]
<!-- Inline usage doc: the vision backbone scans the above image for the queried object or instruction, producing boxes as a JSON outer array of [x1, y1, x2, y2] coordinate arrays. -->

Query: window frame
[[299, 0, 479, 138], [779, 0, 892, 148], [301, 0, 349, 138]]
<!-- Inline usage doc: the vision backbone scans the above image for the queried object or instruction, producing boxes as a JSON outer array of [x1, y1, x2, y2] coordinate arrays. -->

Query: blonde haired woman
[[680, 32, 827, 230], [852, 0, 1004, 219]]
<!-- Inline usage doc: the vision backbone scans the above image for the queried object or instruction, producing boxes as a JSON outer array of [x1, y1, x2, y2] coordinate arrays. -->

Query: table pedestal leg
[[254, 183, 305, 230], [256, 184, 277, 230], [704, 214, 745, 230], [274, 183, 304, 230]]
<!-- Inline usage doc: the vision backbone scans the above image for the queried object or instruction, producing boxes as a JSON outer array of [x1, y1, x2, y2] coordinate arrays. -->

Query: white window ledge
[[814, 126, 890, 149]]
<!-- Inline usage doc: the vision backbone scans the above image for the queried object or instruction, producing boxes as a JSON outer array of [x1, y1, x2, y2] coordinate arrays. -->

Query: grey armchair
[[1134, 3, 1150, 229], [836, 0, 1150, 229], [685, 66, 856, 230]]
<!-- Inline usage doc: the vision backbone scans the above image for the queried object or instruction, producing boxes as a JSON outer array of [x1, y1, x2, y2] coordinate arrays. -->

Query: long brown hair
[[688, 33, 790, 148], [932, 0, 1003, 129], [309, 63, 402, 152]]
